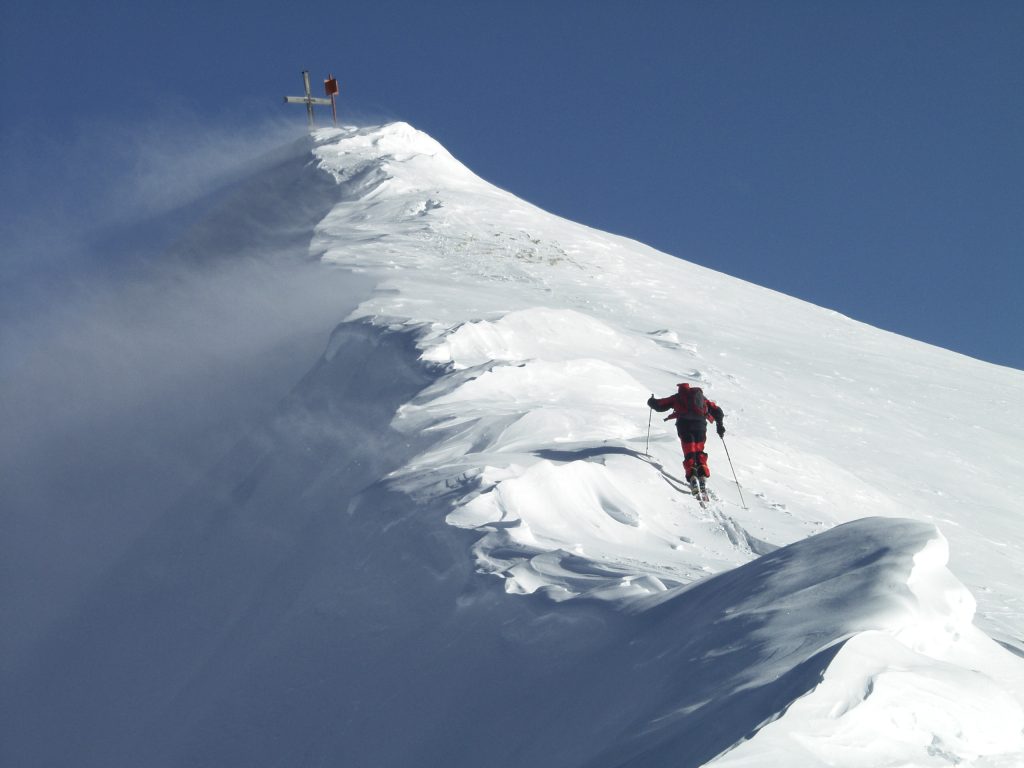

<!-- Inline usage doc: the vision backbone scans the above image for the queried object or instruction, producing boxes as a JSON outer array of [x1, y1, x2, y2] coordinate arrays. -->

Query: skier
[[647, 383, 725, 497]]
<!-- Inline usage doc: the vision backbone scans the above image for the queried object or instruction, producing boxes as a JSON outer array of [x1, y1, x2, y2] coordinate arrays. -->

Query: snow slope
[[313, 123, 1024, 633], [5, 122, 1023, 767]]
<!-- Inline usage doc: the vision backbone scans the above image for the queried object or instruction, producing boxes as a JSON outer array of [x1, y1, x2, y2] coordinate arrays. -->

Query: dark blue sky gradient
[[2, 1, 1022, 368]]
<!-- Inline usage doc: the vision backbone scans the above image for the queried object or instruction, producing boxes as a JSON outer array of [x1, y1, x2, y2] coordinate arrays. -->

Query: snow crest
[[708, 523, 1024, 767]]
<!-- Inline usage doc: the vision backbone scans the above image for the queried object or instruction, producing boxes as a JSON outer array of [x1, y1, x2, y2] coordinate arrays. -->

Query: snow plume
[[4, 122, 1024, 767], [0, 124, 373, 667]]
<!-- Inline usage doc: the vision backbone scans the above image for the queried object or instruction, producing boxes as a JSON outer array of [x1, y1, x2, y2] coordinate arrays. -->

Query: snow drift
[[4, 122, 1024, 768]]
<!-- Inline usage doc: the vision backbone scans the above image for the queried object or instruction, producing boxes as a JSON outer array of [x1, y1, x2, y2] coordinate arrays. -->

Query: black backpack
[[677, 387, 707, 419]]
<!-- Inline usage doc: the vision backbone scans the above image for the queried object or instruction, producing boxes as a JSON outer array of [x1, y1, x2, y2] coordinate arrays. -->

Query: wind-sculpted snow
[[706, 524, 1024, 767]]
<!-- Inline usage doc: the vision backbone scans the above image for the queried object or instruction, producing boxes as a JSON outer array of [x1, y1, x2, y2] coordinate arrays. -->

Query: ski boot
[[687, 474, 701, 498], [697, 473, 710, 503], [696, 453, 711, 503], [687, 474, 707, 507]]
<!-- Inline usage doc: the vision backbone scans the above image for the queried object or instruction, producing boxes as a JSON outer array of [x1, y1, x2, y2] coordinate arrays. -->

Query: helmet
[[677, 382, 690, 390]]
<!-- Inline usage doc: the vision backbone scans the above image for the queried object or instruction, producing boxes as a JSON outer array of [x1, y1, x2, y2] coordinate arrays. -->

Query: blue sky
[[2, 0, 1022, 369]]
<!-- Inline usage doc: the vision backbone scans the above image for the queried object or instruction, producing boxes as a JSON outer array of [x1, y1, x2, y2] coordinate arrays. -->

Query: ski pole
[[645, 394, 654, 456], [720, 435, 748, 510]]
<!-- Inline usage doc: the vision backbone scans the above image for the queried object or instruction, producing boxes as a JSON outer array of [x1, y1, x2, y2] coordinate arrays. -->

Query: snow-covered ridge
[[302, 123, 1024, 763], [308, 123, 1024, 627], [311, 123, 787, 601]]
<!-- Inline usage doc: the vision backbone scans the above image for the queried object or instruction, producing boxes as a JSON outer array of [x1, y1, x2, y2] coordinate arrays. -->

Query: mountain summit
[[6, 122, 1023, 767]]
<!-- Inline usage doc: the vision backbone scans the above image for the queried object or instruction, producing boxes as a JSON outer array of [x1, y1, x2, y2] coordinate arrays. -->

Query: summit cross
[[284, 70, 333, 127]]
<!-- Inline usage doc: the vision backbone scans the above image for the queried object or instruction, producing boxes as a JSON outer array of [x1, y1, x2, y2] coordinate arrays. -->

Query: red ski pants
[[680, 439, 710, 479]]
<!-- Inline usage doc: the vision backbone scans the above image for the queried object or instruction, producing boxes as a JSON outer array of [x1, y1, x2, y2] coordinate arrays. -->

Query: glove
[[717, 423, 726, 438], [647, 397, 656, 408]]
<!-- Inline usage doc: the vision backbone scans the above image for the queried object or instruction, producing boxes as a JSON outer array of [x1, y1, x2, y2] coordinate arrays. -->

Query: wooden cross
[[284, 71, 333, 127]]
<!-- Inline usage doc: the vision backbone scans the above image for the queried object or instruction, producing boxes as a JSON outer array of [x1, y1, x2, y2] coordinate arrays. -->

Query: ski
[[689, 476, 707, 509]]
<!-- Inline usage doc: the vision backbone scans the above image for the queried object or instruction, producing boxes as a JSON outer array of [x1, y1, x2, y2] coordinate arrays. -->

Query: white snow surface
[[314, 122, 1023, 618], [7, 122, 1024, 768], [306, 123, 1024, 765]]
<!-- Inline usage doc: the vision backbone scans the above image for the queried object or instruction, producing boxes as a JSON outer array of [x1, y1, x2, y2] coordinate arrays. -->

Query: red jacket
[[649, 386, 724, 426]]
